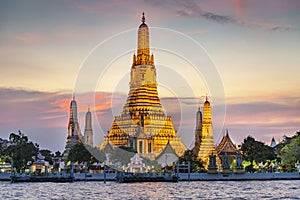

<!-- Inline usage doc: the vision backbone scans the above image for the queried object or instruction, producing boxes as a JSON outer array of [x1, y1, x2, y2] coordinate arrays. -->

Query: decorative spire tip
[[142, 12, 145, 23]]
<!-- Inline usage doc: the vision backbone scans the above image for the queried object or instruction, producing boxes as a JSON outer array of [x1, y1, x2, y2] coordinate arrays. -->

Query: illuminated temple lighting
[[197, 96, 220, 168], [99, 13, 187, 160]]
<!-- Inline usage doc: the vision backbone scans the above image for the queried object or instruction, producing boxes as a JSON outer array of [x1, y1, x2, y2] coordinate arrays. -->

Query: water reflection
[[1, 180, 300, 199]]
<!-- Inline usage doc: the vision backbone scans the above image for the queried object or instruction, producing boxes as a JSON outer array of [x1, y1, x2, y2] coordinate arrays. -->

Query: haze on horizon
[[0, 0, 299, 152]]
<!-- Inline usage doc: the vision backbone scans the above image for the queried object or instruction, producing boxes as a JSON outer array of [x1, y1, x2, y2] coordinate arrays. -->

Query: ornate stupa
[[63, 96, 82, 160], [84, 107, 93, 147], [197, 96, 219, 168], [99, 13, 187, 160], [193, 106, 202, 155]]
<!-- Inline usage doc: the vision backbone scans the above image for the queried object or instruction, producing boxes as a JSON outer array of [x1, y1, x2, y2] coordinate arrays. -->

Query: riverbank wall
[[2, 172, 299, 182]]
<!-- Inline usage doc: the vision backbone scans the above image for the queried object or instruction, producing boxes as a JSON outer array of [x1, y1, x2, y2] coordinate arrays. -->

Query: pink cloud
[[0, 87, 299, 150], [15, 32, 47, 45]]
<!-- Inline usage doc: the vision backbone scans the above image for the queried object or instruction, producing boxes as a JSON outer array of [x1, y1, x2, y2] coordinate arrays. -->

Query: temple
[[193, 98, 243, 171], [99, 13, 187, 160], [193, 106, 202, 155], [196, 97, 219, 168], [217, 129, 238, 172], [62, 97, 82, 160], [83, 107, 93, 147]]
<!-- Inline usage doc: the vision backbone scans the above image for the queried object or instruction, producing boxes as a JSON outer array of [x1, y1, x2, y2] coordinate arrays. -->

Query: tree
[[241, 136, 276, 172], [54, 151, 62, 157], [279, 133, 300, 171], [39, 149, 54, 165], [5, 131, 39, 172], [68, 143, 99, 167], [178, 150, 205, 172]]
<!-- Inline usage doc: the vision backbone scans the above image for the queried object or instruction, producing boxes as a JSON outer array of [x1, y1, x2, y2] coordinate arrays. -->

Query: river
[[1, 180, 300, 199]]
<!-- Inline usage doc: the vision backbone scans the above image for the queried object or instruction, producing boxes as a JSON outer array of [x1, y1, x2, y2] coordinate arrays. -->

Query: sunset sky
[[1, 0, 300, 152]]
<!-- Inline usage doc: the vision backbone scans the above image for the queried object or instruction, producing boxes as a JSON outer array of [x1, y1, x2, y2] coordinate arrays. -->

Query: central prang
[[99, 13, 187, 163]]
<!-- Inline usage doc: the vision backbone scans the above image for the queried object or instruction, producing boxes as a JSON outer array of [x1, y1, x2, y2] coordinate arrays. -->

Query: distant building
[[217, 130, 238, 157], [196, 96, 219, 169], [83, 107, 93, 147], [193, 106, 202, 155], [62, 97, 82, 160], [126, 154, 146, 173], [217, 130, 239, 171], [156, 141, 180, 166], [270, 137, 276, 148]]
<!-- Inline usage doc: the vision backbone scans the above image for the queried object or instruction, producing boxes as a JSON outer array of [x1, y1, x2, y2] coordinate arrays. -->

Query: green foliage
[[280, 134, 300, 167], [241, 136, 276, 172], [5, 131, 39, 173], [178, 150, 205, 173], [39, 149, 54, 165], [68, 143, 101, 167], [54, 151, 62, 157]]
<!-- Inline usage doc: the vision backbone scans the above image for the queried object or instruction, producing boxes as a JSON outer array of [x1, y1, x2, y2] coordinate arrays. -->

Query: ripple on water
[[1, 180, 300, 199]]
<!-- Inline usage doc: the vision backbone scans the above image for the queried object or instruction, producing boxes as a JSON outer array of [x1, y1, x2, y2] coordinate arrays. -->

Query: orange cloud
[[49, 97, 70, 113]]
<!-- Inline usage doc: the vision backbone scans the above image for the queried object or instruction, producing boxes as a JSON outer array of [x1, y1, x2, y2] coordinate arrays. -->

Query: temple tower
[[270, 137, 276, 148], [193, 106, 202, 155], [197, 96, 218, 168], [63, 96, 82, 160], [99, 13, 186, 160], [84, 107, 93, 147]]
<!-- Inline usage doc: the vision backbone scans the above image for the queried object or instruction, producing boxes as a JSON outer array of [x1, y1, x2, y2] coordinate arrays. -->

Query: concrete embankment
[[0, 173, 10, 181], [2, 172, 300, 182], [178, 172, 300, 181], [74, 172, 300, 182], [74, 173, 117, 181]]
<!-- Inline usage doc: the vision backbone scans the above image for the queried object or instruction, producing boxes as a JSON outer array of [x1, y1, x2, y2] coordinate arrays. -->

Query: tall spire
[[203, 96, 212, 138], [84, 108, 93, 147], [197, 96, 219, 169], [69, 98, 79, 136], [63, 97, 82, 161], [193, 105, 203, 155], [130, 12, 156, 89], [135, 12, 152, 65]]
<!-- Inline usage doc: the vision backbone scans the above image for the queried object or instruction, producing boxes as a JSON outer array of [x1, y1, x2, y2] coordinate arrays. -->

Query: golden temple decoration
[[99, 13, 187, 160]]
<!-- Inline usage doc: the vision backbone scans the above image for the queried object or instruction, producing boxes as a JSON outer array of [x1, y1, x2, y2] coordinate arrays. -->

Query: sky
[[0, 0, 299, 152]]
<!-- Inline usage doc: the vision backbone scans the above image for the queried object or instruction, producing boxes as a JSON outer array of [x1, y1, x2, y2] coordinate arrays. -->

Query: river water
[[1, 180, 300, 199]]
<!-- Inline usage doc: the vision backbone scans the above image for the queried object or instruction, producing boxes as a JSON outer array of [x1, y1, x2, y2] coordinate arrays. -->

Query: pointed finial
[[142, 12, 145, 23], [72, 94, 75, 100], [206, 94, 208, 101], [88, 106, 90, 112]]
